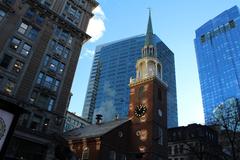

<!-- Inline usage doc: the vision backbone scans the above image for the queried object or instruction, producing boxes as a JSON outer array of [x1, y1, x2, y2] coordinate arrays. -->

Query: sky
[[68, 0, 240, 126]]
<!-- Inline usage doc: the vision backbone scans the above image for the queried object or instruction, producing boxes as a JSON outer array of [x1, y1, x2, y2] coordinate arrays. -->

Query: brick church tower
[[128, 11, 168, 160]]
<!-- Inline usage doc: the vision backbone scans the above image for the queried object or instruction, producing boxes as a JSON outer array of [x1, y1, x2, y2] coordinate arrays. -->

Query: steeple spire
[[145, 9, 153, 46], [130, 9, 163, 84], [141, 9, 156, 58]]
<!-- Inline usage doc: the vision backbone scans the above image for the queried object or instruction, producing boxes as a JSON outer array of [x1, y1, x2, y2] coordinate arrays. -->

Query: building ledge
[[129, 75, 168, 88]]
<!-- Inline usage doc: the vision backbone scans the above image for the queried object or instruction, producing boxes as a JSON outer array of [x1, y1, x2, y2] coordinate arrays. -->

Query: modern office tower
[[0, 0, 97, 159], [195, 6, 240, 124], [82, 27, 178, 128]]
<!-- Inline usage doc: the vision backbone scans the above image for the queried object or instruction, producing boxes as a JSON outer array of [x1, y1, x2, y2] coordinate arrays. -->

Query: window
[[44, 55, 50, 66], [200, 35, 206, 43], [54, 42, 64, 54], [158, 88, 162, 100], [3, 80, 15, 95], [36, 94, 55, 110], [20, 43, 31, 56], [82, 147, 89, 160], [63, 48, 70, 59], [158, 109, 162, 117], [37, 72, 44, 84], [44, 75, 53, 89], [30, 115, 42, 131], [25, 8, 35, 19], [30, 91, 38, 103], [174, 145, 178, 155], [0, 9, 6, 22], [38, 0, 54, 7], [10, 37, 21, 50], [138, 86, 144, 99], [229, 20, 235, 28], [21, 112, 30, 127], [0, 55, 12, 68], [27, 27, 39, 40], [53, 80, 60, 91], [62, 3, 82, 25], [50, 40, 70, 59], [179, 144, 183, 154], [44, 55, 65, 74], [36, 72, 61, 91], [54, 28, 73, 45], [158, 127, 163, 145], [59, 63, 65, 74], [18, 22, 29, 34], [36, 15, 45, 25], [59, 30, 69, 41], [48, 98, 55, 111], [12, 60, 24, 73], [168, 146, 172, 155], [49, 59, 59, 71]]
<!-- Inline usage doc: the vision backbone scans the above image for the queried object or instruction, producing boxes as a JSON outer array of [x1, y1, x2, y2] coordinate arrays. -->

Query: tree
[[213, 98, 240, 160]]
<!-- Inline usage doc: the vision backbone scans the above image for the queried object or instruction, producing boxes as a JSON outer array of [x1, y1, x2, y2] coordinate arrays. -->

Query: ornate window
[[62, 3, 82, 25], [54, 27, 73, 45]]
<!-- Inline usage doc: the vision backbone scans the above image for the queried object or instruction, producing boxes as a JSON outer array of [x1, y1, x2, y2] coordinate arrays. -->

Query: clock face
[[134, 104, 147, 117]]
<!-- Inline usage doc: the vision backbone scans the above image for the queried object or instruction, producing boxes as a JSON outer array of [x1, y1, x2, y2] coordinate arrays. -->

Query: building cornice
[[129, 75, 168, 88], [26, 0, 91, 41]]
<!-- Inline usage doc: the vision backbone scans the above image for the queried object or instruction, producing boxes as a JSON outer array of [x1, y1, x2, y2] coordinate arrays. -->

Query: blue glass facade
[[82, 34, 178, 128], [194, 6, 240, 124]]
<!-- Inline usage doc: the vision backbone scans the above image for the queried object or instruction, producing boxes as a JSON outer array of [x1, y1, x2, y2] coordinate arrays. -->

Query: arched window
[[148, 60, 155, 76], [82, 147, 89, 160], [157, 64, 161, 78]]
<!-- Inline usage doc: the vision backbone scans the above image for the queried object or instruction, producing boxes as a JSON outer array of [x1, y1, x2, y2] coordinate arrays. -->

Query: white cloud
[[80, 49, 95, 59], [87, 6, 106, 42]]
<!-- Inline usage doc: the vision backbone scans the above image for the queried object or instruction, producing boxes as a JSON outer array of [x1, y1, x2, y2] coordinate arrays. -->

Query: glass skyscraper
[[82, 34, 178, 128], [194, 6, 240, 124]]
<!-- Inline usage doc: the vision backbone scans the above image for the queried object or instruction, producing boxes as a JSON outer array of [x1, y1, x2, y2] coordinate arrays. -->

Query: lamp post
[[0, 98, 24, 159]]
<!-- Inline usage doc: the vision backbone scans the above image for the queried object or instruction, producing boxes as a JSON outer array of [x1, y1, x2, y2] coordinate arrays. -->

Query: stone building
[[0, 0, 98, 159], [168, 124, 223, 160], [64, 111, 90, 132]]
